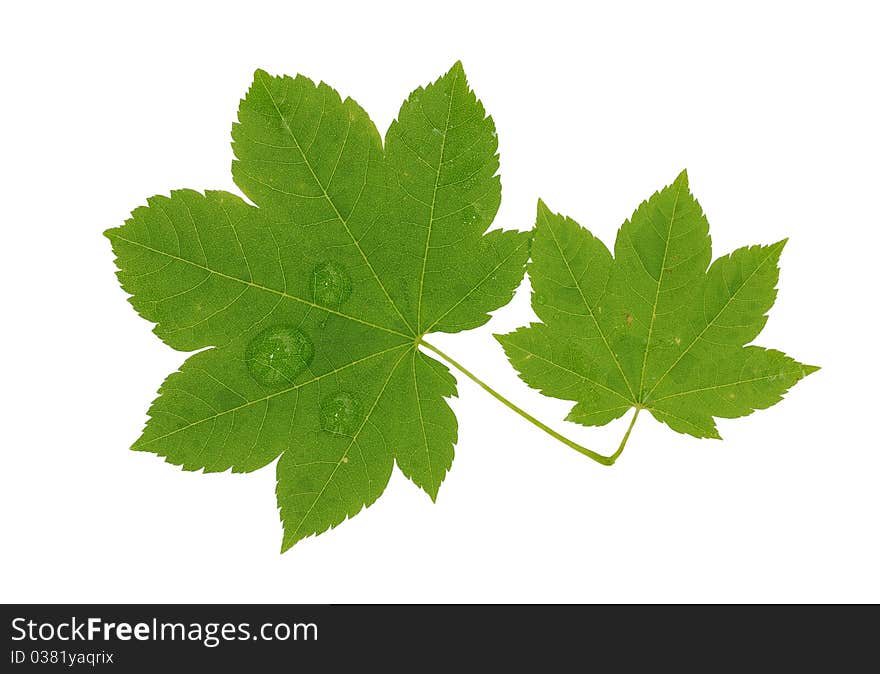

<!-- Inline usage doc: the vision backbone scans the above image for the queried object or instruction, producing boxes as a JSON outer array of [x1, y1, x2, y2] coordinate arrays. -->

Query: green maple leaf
[[106, 62, 530, 550], [497, 171, 817, 456]]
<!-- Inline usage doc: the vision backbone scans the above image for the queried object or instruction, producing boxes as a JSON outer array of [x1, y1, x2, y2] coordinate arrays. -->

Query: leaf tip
[[535, 198, 556, 226], [492, 330, 510, 347], [279, 523, 306, 553], [802, 363, 820, 377], [675, 168, 689, 187]]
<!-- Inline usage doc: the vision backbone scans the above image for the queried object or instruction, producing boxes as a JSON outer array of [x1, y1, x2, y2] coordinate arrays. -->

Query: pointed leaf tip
[[441, 60, 467, 85], [536, 198, 552, 218]]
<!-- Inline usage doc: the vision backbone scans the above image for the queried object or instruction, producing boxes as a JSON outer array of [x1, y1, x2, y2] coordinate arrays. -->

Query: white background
[[2, 1, 877, 603]]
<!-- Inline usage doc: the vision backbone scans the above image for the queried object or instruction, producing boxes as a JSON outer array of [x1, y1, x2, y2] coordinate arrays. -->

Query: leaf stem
[[418, 339, 640, 466], [609, 407, 640, 463]]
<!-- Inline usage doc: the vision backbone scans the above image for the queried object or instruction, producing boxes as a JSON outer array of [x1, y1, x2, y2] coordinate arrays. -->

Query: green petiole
[[418, 338, 640, 466]]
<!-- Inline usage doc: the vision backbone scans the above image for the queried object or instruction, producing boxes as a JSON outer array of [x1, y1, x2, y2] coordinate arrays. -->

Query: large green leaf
[[107, 63, 529, 550]]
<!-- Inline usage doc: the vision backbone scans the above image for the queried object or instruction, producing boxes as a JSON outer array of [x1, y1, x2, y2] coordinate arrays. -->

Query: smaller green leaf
[[498, 173, 817, 442]]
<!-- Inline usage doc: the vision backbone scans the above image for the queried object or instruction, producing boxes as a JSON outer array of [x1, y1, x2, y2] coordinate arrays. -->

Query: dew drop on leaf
[[320, 392, 361, 435], [312, 260, 352, 308], [245, 326, 314, 387]]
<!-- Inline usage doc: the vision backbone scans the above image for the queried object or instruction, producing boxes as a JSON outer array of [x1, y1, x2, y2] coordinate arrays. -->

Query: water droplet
[[245, 326, 313, 387], [312, 261, 352, 308], [320, 392, 361, 435]]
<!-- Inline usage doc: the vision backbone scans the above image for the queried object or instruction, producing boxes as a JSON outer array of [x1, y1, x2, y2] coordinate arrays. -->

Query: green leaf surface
[[498, 171, 817, 441], [107, 63, 529, 550]]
